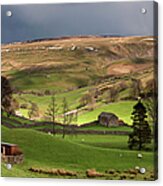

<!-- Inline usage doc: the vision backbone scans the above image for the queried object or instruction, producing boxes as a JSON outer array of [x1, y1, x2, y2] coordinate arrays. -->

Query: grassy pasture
[[77, 101, 136, 125], [15, 93, 136, 125], [1, 126, 154, 179]]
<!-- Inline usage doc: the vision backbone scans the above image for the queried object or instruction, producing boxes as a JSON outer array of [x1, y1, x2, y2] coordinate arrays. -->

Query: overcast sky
[[1, 1, 155, 43]]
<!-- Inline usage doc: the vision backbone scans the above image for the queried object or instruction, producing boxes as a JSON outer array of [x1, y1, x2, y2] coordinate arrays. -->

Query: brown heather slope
[[1, 36, 157, 92]]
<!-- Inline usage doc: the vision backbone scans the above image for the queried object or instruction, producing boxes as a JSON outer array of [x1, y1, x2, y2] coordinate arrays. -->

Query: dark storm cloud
[[1, 1, 155, 43]]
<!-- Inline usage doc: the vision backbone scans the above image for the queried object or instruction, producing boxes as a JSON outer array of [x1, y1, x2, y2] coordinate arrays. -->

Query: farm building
[[98, 112, 124, 127], [1, 142, 24, 164]]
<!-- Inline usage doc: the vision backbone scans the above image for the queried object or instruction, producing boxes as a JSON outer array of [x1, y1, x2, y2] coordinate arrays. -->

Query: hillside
[[2, 36, 156, 92], [1, 36, 156, 124]]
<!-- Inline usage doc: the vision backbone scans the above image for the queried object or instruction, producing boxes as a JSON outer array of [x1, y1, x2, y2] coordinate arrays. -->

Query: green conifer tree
[[128, 99, 152, 150]]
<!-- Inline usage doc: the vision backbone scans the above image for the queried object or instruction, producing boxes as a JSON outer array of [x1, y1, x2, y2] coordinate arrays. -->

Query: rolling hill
[[1, 36, 156, 124], [2, 36, 156, 92]]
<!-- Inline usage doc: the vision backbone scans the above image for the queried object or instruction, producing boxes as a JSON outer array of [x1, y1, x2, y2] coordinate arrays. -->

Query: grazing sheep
[[85, 47, 94, 51], [137, 153, 143, 158]]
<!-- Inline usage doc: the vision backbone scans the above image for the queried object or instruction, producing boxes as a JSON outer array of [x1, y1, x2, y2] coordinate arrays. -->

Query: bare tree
[[87, 95, 96, 111], [12, 98, 19, 111], [144, 97, 157, 126], [109, 87, 118, 102], [62, 98, 77, 138], [88, 89, 97, 110], [79, 94, 90, 107], [131, 78, 142, 99], [45, 94, 58, 135], [143, 79, 155, 98], [79, 91, 96, 110], [69, 109, 78, 137], [28, 102, 39, 120]]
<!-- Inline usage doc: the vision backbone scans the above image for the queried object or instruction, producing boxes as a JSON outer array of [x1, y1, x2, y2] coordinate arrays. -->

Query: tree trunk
[[62, 126, 65, 138], [52, 123, 56, 136], [138, 142, 142, 150], [52, 117, 55, 136]]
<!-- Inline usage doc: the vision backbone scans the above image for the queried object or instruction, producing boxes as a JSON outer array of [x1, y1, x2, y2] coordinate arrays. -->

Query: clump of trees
[[109, 87, 118, 102], [1, 76, 18, 116], [20, 103, 29, 109], [12, 98, 19, 111], [44, 95, 78, 138], [79, 93, 91, 107], [128, 98, 152, 150], [79, 88, 96, 110], [103, 88, 117, 104]]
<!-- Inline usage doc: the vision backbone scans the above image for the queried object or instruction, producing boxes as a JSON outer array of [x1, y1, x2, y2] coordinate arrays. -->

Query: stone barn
[[1, 142, 24, 164], [98, 112, 120, 127]]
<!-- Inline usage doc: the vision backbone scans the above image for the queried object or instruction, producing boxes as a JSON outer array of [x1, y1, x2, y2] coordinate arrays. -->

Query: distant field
[[1, 126, 154, 179], [1, 111, 132, 133], [78, 101, 136, 125], [14, 87, 88, 113], [15, 94, 136, 125]]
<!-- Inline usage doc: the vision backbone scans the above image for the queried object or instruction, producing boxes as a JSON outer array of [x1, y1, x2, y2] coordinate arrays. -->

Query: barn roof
[[99, 112, 118, 119], [1, 142, 17, 147]]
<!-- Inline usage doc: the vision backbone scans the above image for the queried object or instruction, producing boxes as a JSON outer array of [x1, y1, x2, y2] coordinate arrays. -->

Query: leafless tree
[[62, 98, 78, 138], [45, 94, 58, 135], [28, 102, 39, 120], [131, 78, 142, 99], [109, 87, 118, 102], [144, 97, 157, 126]]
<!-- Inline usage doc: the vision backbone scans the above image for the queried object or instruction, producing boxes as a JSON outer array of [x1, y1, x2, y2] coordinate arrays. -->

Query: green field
[[77, 101, 136, 125], [14, 87, 88, 114], [15, 91, 136, 125], [1, 126, 154, 179]]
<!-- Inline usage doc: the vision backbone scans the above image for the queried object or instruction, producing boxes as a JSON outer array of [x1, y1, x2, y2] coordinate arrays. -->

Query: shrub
[[20, 103, 28, 109]]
